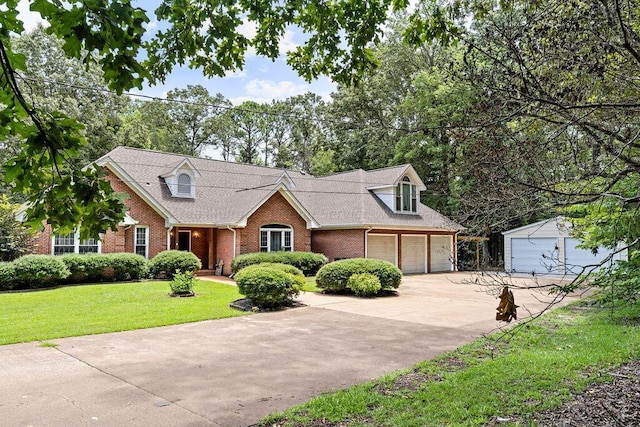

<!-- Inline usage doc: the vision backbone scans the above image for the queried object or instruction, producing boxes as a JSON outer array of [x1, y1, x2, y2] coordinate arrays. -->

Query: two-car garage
[[367, 233, 455, 274], [504, 217, 627, 275]]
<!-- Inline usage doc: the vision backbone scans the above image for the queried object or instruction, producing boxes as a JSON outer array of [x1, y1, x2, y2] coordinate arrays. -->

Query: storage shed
[[503, 216, 627, 275]]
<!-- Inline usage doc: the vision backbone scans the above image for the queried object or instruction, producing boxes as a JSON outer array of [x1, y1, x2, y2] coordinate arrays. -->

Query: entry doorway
[[177, 230, 191, 251]]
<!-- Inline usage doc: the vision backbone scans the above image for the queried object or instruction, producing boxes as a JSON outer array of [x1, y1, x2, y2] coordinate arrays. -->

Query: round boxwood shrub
[[231, 251, 328, 276], [347, 273, 382, 297], [61, 253, 149, 283], [234, 262, 304, 308], [149, 250, 202, 279], [12, 255, 71, 289], [315, 258, 402, 293]]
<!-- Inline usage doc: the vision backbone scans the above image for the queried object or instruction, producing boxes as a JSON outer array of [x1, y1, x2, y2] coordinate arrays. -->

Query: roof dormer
[[161, 158, 201, 199]]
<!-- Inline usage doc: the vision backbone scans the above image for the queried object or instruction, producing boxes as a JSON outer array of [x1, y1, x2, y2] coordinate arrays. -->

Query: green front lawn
[[0, 280, 247, 345]]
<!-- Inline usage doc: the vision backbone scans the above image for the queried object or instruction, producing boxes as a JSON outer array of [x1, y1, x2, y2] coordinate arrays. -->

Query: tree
[[0, 195, 34, 261], [1, 0, 408, 236]]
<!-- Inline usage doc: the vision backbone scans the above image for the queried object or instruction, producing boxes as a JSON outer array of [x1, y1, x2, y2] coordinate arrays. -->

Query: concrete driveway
[[0, 273, 579, 426]]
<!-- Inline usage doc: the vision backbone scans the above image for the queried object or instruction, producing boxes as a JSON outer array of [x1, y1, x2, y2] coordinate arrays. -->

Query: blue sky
[[18, 0, 336, 105]]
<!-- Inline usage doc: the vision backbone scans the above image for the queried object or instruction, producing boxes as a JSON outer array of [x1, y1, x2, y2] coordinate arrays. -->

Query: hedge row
[[0, 250, 202, 291], [315, 258, 402, 293], [235, 262, 305, 308], [231, 251, 328, 276]]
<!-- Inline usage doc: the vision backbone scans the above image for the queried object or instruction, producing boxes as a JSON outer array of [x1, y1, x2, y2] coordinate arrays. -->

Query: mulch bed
[[529, 360, 640, 426], [229, 298, 306, 312]]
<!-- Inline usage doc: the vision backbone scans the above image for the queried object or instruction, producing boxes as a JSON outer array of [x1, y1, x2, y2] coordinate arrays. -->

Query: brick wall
[[239, 191, 311, 254], [311, 229, 365, 261], [216, 228, 236, 275], [107, 169, 168, 258]]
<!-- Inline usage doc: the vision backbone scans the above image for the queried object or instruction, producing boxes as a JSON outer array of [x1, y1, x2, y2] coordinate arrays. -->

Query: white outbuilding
[[503, 216, 627, 276]]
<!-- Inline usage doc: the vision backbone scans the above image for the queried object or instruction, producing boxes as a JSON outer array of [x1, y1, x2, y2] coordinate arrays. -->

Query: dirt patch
[[229, 298, 306, 312], [373, 368, 442, 395]]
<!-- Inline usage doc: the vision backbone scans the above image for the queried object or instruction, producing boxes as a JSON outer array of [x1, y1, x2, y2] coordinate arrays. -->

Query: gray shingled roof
[[97, 147, 462, 231]]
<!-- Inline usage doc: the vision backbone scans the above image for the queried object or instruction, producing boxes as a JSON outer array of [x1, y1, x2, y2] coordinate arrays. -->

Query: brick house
[[32, 147, 462, 275]]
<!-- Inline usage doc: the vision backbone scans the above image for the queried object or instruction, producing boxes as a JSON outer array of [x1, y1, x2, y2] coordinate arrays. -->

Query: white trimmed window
[[395, 176, 418, 213], [52, 232, 100, 255], [134, 226, 149, 258], [260, 224, 293, 252], [177, 173, 192, 195]]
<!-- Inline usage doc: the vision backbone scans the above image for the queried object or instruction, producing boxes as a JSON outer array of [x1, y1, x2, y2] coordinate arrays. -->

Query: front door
[[178, 230, 191, 251]]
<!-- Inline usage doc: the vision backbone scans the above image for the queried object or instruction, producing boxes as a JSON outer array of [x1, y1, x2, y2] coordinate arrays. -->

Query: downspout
[[364, 227, 373, 258], [166, 226, 173, 252], [454, 231, 460, 272]]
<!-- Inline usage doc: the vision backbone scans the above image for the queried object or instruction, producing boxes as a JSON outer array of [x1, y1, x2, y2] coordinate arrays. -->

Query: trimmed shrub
[[231, 251, 328, 276], [149, 250, 202, 279], [170, 270, 196, 295], [0, 262, 16, 291], [61, 253, 149, 283], [12, 255, 70, 289], [347, 273, 382, 297], [315, 258, 402, 293], [234, 262, 304, 308]]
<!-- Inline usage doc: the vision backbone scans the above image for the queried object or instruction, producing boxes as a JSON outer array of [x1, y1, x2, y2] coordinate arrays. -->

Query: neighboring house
[[503, 216, 628, 276], [32, 147, 463, 275]]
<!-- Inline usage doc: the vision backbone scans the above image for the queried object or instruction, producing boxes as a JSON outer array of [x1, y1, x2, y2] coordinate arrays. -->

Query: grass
[[302, 277, 321, 293], [262, 302, 640, 426], [0, 279, 247, 345]]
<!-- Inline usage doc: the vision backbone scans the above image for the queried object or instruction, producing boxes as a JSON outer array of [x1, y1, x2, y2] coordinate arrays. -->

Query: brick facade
[[239, 191, 311, 254], [311, 229, 365, 261]]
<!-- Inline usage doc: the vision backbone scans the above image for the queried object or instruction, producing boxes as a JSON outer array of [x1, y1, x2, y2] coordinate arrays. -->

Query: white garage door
[[430, 235, 452, 272], [401, 236, 426, 274], [564, 238, 611, 274], [367, 235, 397, 265], [511, 238, 559, 274]]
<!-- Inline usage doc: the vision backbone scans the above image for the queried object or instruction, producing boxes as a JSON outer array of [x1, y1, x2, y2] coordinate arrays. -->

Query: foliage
[[61, 253, 148, 283], [148, 250, 202, 279], [0, 195, 34, 261], [315, 258, 402, 293], [234, 263, 304, 308], [0, 280, 246, 345], [231, 251, 328, 276], [11, 255, 70, 289], [347, 273, 382, 297], [0, 262, 16, 291], [590, 251, 640, 305], [169, 270, 196, 295]]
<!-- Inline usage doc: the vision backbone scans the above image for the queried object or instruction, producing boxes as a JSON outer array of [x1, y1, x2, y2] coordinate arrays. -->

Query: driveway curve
[[0, 273, 579, 426]]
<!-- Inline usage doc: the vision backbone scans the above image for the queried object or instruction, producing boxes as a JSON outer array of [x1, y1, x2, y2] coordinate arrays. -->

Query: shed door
[[564, 238, 610, 274], [511, 238, 558, 274], [401, 236, 426, 274], [367, 235, 397, 265], [430, 235, 453, 272]]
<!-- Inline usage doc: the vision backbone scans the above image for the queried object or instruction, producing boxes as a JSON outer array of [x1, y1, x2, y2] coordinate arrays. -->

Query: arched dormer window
[[260, 224, 293, 252], [395, 176, 417, 213], [177, 173, 192, 195]]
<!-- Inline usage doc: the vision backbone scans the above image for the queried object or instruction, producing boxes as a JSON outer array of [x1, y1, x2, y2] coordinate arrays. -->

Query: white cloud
[[224, 69, 248, 79], [245, 79, 308, 99], [278, 29, 298, 54], [18, 0, 46, 32]]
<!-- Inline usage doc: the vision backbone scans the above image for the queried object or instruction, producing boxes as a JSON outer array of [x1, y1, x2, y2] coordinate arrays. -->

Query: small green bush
[[0, 262, 16, 290], [170, 270, 196, 295], [12, 255, 70, 289], [347, 273, 382, 297], [315, 258, 402, 293], [149, 250, 202, 279], [61, 253, 149, 282], [234, 262, 304, 308], [231, 251, 328, 276]]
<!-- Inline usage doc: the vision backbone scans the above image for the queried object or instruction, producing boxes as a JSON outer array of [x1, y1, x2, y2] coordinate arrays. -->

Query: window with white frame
[[134, 226, 149, 258], [177, 173, 192, 195], [394, 176, 418, 213], [52, 231, 100, 255], [260, 224, 293, 252]]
